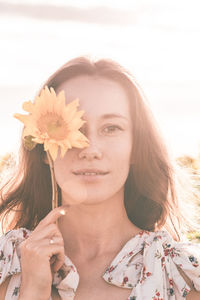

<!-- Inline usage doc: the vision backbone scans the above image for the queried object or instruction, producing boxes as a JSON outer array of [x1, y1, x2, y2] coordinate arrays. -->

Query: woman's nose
[[78, 140, 102, 160]]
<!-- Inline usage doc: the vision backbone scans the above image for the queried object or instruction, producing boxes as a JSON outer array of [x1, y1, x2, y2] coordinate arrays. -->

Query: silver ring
[[49, 238, 54, 244]]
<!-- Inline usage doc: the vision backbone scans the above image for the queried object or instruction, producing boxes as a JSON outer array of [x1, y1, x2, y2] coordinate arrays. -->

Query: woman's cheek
[[60, 178, 90, 205]]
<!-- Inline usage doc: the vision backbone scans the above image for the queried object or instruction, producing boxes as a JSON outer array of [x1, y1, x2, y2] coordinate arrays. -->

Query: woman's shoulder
[[103, 229, 200, 298], [136, 228, 200, 250], [0, 227, 31, 239], [0, 227, 32, 285], [140, 229, 200, 272], [140, 229, 200, 296], [0, 276, 12, 299], [0, 227, 32, 259]]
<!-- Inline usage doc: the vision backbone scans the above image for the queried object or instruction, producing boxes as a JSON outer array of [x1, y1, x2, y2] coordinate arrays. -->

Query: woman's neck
[[58, 194, 140, 261]]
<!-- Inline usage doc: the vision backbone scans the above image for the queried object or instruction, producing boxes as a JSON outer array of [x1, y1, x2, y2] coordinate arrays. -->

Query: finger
[[51, 251, 65, 273], [38, 205, 68, 228], [29, 226, 65, 249], [33, 223, 60, 239], [47, 236, 64, 247], [43, 244, 65, 272], [50, 254, 57, 265], [20, 234, 65, 263], [52, 259, 65, 273], [38, 234, 65, 247]]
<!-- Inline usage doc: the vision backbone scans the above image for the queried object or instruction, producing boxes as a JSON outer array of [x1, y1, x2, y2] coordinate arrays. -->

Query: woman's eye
[[103, 125, 123, 134]]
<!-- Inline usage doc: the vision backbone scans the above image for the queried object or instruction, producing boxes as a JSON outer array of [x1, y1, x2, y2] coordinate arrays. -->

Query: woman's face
[[54, 75, 133, 205]]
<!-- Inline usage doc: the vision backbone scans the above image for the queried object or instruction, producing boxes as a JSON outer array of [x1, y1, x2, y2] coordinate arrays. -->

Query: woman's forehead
[[56, 75, 131, 120]]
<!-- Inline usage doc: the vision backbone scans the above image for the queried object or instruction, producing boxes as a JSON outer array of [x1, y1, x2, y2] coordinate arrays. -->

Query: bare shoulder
[[186, 289, 200, 300], [177, 266, 200, 299], [0, 276, 11, 299]]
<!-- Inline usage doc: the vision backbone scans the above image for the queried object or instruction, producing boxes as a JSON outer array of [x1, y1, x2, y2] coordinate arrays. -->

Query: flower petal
[[68, 131, 89, 148], [68, 117, 86, 131], [64, 99, 80, 119], [13, 113, 32, 127], [14, 86, 89, 158], [48, 143, 59, 161], [32, 137, 44, 144], [54, 91, 67, 115], [60, 144, 68, 158], [22, 101, 35, 113]]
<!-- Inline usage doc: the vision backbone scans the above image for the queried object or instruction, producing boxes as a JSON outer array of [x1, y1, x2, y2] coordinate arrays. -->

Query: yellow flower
[[14, 86, 89, 161]]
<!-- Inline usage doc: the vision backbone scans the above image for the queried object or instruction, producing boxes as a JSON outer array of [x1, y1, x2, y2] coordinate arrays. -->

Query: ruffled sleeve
[[139, 231, 200, 299], [0, 228, 31, 299], [102, 230, 200, 300], [161, 232, 200, 296], [0, 228, 79, 300], [1, 228, 200, 300]]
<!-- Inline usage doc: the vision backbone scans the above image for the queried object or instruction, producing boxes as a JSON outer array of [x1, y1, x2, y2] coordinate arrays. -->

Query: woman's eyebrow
[[100, 113, 129, 121], [82, 113, 129, 122]]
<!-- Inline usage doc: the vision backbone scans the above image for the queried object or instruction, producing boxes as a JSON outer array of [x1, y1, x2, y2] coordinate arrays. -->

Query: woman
[[0, 56, 200, 299]]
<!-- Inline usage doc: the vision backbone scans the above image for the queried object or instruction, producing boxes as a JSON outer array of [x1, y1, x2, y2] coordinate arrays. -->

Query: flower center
[[37, 112, 68, 140]]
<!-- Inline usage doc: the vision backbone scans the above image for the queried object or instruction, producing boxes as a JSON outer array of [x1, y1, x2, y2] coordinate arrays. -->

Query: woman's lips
[[73, 169, 109, 175], [72, 169, 109, 182]]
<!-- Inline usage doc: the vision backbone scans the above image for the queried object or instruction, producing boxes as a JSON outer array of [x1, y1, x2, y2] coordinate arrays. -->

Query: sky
[[0, 0, 200, 160]]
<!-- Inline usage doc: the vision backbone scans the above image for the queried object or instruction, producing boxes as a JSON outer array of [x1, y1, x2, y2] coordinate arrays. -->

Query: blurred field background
[[0, 0, 200, 240]]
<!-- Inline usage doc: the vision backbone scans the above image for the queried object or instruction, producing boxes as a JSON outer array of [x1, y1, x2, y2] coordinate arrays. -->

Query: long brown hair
[[0, 56, 185, 239]]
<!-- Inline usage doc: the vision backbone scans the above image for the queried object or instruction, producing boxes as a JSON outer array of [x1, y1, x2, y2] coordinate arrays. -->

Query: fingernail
[[60, 209, 65, 215]]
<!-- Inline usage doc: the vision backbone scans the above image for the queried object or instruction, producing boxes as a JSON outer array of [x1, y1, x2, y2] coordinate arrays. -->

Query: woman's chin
[[60, 180, 105, 205], [63, 199, 85, 206]]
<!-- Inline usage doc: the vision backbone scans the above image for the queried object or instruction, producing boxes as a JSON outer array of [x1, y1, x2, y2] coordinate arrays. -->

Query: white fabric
[[0, 228, 200, 299]]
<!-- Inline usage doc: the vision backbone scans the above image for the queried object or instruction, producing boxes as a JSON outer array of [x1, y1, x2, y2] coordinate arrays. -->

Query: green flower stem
[[46, 150, 58, 223]]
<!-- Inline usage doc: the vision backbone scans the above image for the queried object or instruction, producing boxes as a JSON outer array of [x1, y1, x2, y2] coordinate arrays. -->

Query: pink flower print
[[169, 279, 173, 286], [138, 230, 150, 238], [164, 249, 169, 256], [140, 266, 152, 283], [163, 243, 180, 258], [123, 276, 129, 284], [108, 266, 115, 273], [152, 289, 164, 300], [138, 230, 145, 237], [23, 229, 29, 239], [161, 257, 165, 269]]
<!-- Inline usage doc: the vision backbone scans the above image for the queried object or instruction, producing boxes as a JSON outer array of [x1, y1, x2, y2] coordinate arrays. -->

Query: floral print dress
[[0, 228, 200, 300]]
